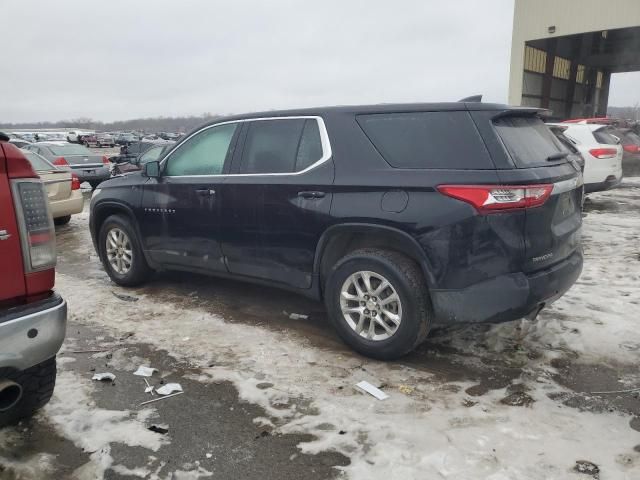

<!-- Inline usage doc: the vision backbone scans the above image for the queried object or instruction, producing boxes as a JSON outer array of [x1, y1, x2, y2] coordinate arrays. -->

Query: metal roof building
[[509, 0, 640, 119]]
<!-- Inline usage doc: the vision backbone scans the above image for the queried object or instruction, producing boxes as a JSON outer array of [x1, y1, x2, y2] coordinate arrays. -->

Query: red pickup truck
[[0, 133, 66, 427]]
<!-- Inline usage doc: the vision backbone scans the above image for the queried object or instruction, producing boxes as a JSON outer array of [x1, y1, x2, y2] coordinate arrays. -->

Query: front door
[[138, 122, 240, 272], [220, 117, 333, 289]]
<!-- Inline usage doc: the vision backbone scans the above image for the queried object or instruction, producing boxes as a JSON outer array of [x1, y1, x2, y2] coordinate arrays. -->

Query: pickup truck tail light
[[71, 173, 81, 190], [102, 155, 110, 166], [437, 184, 553, 213], [10, 179, 56, 271], [589, 148, 618, 159], [53, 157, 69, 166]]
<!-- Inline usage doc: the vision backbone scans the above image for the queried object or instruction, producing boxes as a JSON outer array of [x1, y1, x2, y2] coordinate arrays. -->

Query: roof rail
[[458, 95, 483, 103]]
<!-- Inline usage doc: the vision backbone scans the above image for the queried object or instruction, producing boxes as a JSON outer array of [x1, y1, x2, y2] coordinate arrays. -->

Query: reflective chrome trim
[[552, 175, 583, 195], [161, 116, 332, 178]]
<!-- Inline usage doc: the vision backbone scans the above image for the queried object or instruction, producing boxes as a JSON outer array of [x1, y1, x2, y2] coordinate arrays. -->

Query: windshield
[[48, 144, 92, 155]]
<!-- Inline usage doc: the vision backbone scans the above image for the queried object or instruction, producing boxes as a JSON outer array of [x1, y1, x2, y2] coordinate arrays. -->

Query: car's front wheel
[[54, 215, 71, 226], [99, 214, 152, 286], [325, 249, 432, 360]]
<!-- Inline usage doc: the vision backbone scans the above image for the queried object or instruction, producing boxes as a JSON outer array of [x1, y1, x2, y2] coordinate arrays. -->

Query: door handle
[[298, 191, 326, 199], [195, 188, 216, 196], [0, 229, 10, 241]]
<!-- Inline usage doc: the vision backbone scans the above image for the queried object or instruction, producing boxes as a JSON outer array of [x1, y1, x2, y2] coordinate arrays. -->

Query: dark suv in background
[[90, 103, 583, 359]]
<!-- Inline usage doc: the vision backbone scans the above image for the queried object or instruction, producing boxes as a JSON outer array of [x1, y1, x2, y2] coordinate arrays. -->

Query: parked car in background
[[66, 131, 94, 144], [608, 128, 640, 177], [114, 140, 173, 162], [0, 133, 67, 427], [552, 123, 623, 193], [83, 133, 115, 148], [20, 150, 84, 225], [24, 142, 110, 189], [111, 141, 174, 175], [90, 103, 583, 360], [115, 133, 138, 146], [8, 138, 32, 149]]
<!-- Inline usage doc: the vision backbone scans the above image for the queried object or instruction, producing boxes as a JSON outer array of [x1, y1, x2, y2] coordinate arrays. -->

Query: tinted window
[[165, 123, 237, 176], [357, 111, 492, 169], [494, 116, 565, 167], [295, 119, 324, 171], [592, 128, 619, 145], [22, 151, 55, 171], [48, 144, 92, 156], [240, 119, 305, 174]]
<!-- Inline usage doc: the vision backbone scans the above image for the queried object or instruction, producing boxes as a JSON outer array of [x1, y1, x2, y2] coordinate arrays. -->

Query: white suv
[[549, 123, 623, 193]]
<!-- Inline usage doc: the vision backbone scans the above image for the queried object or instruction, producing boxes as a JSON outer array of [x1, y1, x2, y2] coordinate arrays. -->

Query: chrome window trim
[[161, 116, 332, 178]]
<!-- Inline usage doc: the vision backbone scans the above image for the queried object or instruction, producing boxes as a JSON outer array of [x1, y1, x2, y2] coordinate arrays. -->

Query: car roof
[[35, 141, 72, 146], [197, 102, 521, 126]]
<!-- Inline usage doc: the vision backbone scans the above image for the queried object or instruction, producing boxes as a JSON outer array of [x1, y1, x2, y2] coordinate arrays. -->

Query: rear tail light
[[102, 155, 110, 166], [589, 148, 618, 159], [71, 173, 81, 190], [53, 156, 69, 166], [10, 180, 56, 271], [437, 184, 553, 214], [623, 145, 640, 154]]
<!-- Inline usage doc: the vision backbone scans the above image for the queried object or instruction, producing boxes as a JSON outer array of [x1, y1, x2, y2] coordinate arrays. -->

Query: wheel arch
[[91, 201, 155, 267], [314, 223, 437, 297]]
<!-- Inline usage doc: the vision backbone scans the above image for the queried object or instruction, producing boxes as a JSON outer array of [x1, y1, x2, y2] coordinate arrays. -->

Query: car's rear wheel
[[0, 357, 57, 427], [54, 215, 71, 226], [99, 214, 152, 286], [325, 249, 432, 360]]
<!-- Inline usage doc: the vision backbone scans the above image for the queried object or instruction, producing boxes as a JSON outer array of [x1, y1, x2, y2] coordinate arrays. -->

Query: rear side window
[[239, 118, 324, 174], [593, 128, 620, 145], [493, 116, 564, 167], [356, 111, 492, 169]]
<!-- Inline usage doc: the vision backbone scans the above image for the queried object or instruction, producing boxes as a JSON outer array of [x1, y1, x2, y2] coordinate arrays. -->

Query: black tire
[[54, 215, 71, 226], [0, 357, 56, 427], [325, 249, 432, 360], [99, 214, 152, 286], [89, 181, 101, 190]]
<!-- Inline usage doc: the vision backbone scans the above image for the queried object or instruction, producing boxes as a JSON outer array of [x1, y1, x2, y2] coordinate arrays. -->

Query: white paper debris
[[92, 373, 116, 381], [356, 381, 389, 400], [156, 383, 183, 395], [289, 313, 308, 320], [133, 366, 158, 377]]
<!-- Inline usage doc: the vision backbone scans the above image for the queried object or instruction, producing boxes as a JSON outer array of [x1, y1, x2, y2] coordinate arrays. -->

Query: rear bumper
[[430, 250, 583, 325], [74, 167, 110, 183], [50, 190, 84, 218], [0, 293, 67, 371], [584, 175, 622, 193]]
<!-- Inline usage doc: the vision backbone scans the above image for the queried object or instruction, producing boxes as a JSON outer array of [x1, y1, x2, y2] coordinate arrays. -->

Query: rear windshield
[[626, 131, 640, 144], [592, 128, 619, 145], [22, 151, 55, 171], [493, 116, 565, 167], [356, 111, 493, 169], [48, 144, 92, 156]]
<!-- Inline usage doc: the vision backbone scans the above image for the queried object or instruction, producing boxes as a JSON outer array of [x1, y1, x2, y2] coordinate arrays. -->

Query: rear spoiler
[[491, 107, 550, 120], [458, 95, 483, 103]]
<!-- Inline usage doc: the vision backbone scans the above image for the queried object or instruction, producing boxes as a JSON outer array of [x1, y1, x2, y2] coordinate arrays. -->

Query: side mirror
[[143, 160, 160, 178]]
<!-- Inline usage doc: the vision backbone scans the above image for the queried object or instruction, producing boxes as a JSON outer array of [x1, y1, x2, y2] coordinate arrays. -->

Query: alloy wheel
[[105, 227, 133, 275], [339, 271, 402, 341]]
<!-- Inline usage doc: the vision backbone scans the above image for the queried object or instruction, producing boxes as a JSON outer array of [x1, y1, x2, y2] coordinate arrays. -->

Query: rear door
[[220, 117, 333, 288], [486, 114, 583, 273]]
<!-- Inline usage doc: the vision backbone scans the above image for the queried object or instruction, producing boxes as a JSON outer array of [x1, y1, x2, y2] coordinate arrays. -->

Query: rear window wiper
[[546, 152, 568, 162]]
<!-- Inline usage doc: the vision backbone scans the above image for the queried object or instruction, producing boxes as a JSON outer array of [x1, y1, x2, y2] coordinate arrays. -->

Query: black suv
[[89, 103, 583, 360]]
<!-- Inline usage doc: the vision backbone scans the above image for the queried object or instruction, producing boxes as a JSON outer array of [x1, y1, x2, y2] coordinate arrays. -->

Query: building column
[[540, 38, 558, 109], [597, 70, 611, 116]]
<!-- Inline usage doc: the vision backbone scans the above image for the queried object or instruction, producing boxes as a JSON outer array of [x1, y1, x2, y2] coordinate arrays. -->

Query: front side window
[[165, 123, 237, 176], [239, 118, 324, 174]]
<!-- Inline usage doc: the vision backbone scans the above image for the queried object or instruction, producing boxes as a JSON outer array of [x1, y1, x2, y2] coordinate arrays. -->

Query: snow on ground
[[49, 180, 640, 479]]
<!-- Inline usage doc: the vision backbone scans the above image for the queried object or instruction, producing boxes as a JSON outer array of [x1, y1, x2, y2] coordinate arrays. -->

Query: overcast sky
[[1, 0, 638, 123]]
